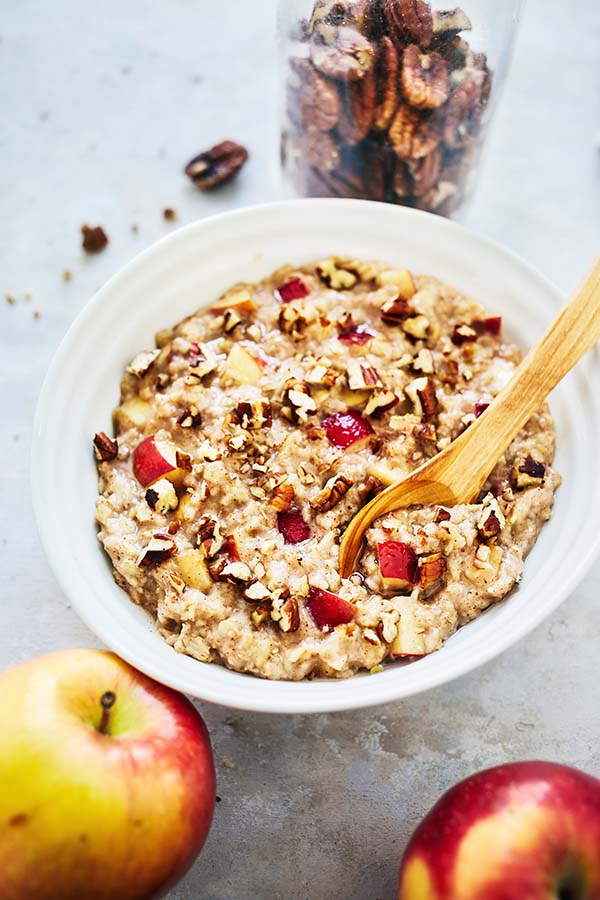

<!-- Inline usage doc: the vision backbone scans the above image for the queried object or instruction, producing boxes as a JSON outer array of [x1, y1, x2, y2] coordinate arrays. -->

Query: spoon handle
[[439, 255, 600, 503]]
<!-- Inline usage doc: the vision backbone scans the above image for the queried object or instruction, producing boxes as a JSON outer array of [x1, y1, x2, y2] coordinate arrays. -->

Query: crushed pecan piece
[[305, 358, 339, 387], [281, 380, 318, 423], [511, 457, 546, 490], [451, 323, 478, 345], [271, 482, 295, 511], [405, 376, 438, 420], [364, 389, 398, 417], [413, 421, 438, 451], [93, 432, 118, 462], [418, 552, 447, 600], [136, 534, 177, 568], [251, 605, 270, 626], [232, 399, 273, 430], [81, 225, 109, 254], [222, 308, 243, 334], [145, 479, 179, 514], [310, 474, 353, 513], [184, 141, 248, 190], [221, 561, 253, 585], [272, 596, 301, 634], [188, 342, 218, 380], [310, 26, 375, 81], [477, 494, 506, 540], [358, 474, 384, 502], [306, 424, 327, 440], [434, 506, 451, 523], [411, 348, 435, 374], [402, 314, 430, 340], [346, 359, 383, 390], [126, 349, 160, 378], [381, 295, 411, 325], [197, 516, 224, 558], [177, 406, 202, 428], [316, 258, 358, 290], [278, 304, 310, 339]]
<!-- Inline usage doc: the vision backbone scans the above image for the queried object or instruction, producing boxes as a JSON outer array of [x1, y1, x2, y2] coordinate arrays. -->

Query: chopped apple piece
[[306, 587, 355, 630], [275, 278, 309, 303], [114, 397, 153, 431], [177, 550, 213, 592], [472, 316, 502, 337], [210, 287, 257, 314], [389, 598, 426, 658], [367, 460, 407, 487], [323, 411, 374, 450], [277, 509, 312, 544], [222, 344, 263, 384], [132, 435, 190, 488], [376, 269, 416, 299], [378, 541, 418, 592], [338, 324, 375, 345]]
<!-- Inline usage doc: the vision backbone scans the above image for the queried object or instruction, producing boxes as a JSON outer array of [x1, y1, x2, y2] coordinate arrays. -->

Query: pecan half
[[338, 66, 377, 144], [389, 104, 439, 160], [408, 147, 442, 197], [382, 0, 433, 47], [373, 36, 399, 131], [93, 432, 118, 461], [184, 141, 249, 190], [136, 534, 177, 568], [418, 552, 447, 600], [402, 45, 449, 110], [310, 26, 375, 81], [310, 474, 354, 512], [511, 457, 546, 490]]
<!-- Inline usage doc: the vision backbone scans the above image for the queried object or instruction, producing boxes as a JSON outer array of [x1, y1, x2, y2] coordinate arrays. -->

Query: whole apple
[[398, 761, 600, 900], [0, 649, 216, 900]]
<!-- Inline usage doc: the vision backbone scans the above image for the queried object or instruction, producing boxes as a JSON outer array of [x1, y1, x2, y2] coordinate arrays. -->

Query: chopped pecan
[[413, 421, 438, 451], [310, 26, 375, 81], [382, 0, 433, 46], [232, 399, 273, 430], [402, 314, 430, 340], [451, 323, 478, 346], [310, 474, 354, 512], [477, 494, 506, 540], [177, 406, 202, 428], [432, 7, 472, 34], [184, 140, 248, 190], [271, 482, 295, 511], [278, 304, 310, 340], [220, 561, 253, 585], [418, 552, 447, 600], [136, 534, 177, 568], [411, 348, 435, 374], [405, 376, 438, 420], [373, 36, 399, 131], [272, 596, 301, 634], [292, 59, 341, 132], [126, 349, 160, 378], [408, 147, 442, 197], [440, 358, 460, 385], [81, 225, 109, 254], [402, 45, 449, 110], [281, 380, 317, 424], [188, 342, 218, 380], [197, 515, 224, 558], [434, 506, 451, 523], [381, 295, 411, 325], [364, 389, 399, 417], [251, 605, 270, 626], [389, 103, 439, 159], [93, 432, 118, 462], [346, 359, 383, 390], [316, 258, 358, 290], [306, 424, 327, 440], [358, 474, 384, 502], [305, 358, 339, 387], [338, 66, 377, 144], [145, 479, 179, 514], [511, 457, 546, 490], [222, 308, 243, 334]]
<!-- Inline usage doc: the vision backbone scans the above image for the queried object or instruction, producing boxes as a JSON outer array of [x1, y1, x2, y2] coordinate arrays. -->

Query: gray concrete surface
[[1, 0, 599, 897]]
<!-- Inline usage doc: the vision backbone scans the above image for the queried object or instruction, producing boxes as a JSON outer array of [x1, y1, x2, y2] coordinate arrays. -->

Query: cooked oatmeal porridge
[[94, 256, 560, 680]]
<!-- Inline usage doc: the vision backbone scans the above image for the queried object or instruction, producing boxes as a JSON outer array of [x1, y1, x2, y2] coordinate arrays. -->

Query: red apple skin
[[398, 761, 600, 900], [323, 411, 374, 450], [132, 435, 176, 488], [378, 541, 418, 591], [0, 650, 216, 900], [275, 278, 309, 303], [306, 587, 355, 630]]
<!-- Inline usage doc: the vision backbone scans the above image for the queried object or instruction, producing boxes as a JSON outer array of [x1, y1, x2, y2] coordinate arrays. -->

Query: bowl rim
[[31, 198, 600, 713]]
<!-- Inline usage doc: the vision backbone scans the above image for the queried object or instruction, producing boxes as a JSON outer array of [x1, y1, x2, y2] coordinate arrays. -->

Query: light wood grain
[[339, 256, 600, 578]]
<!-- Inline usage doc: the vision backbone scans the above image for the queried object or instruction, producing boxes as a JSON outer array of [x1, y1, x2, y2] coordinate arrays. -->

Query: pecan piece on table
[[389, 104, 439, 160], [338, 65, 377, 144], [373, 36, 399, 131], [184, 141, 249, 191], [381, 0, 433, 47], [93, 432, 118, 462], [310, 474, 354, 513], [81, 225, 109, 254], [310, 26, 376, 81], [402, 45, 449, 110]]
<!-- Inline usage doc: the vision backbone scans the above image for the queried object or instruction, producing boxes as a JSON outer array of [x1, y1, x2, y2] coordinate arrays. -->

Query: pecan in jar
[[442, 72, 484, 148], [381, 0, 433, 47], [408, 147, 442, 197], [373, 36, 399, 131], [301, 129, 341, 172], [292, 59, 341, 133], [310, 25, 376, 81], [185, 141, 249, 190], [389, 104, 439, 159], [338, 66, 377, 144], [402, 45, 449, 110]]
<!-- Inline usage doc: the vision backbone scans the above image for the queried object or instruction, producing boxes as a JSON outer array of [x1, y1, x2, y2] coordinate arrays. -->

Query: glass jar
[[278, 0, 523, 217]]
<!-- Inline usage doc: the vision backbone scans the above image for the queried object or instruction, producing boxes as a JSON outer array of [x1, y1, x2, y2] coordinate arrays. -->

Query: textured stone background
[[1, 0, 599, 897]]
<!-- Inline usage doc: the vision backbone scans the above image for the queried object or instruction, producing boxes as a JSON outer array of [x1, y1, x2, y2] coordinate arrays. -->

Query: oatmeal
[[95, 257, 560, 680]]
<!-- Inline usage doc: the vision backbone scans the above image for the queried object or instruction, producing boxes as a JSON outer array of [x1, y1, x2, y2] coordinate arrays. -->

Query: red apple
[[378, 541, 418, 592], [398, 761, 600, 900], [132, 435, 189, 488], [338, 324, 375, 345], [474, 401, 490, 418], [0, 649, 215, 900], [323, 411, 374, 450], [306, 586, 355, 630], [473, 315, 502, 336], [275, 278, 309, 303], [277, 509, 312, 544]]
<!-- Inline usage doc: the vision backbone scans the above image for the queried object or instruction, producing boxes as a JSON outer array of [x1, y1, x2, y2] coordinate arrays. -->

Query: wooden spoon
[[339, 257, 600, 579]]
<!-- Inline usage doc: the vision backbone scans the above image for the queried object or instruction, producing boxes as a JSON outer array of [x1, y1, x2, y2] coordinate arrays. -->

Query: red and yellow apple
[[132, 435, 190, 488], [399, 761, 600, 900], [307, 586, 355, 630], [0, 649, 216, 900], [378, 541, 418, 592]]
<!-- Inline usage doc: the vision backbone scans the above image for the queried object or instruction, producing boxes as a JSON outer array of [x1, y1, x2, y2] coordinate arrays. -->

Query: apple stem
[[98, 690, 116, 735]]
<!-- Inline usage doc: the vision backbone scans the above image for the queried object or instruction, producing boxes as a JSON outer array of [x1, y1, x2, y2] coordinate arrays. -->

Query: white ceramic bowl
[[32, 200, 600, 714]]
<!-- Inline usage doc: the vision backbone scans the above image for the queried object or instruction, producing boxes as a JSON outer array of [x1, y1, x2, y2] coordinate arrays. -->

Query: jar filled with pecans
[[278, 0, 523, 216]]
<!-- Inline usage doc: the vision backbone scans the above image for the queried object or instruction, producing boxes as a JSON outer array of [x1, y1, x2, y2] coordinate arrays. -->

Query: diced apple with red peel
[[277, 510, 312, 544], [389, 598, 426, 659], [222, 344, 264, 384], [133, 436, 190, 488], [210, 287, 257, 314], [378, 541, 418, 592], [473, 316, 502, 337], [323, 411, 374, 450], [338, 325, 375, 345], [223, 534, 240, 561], [275, 278, 309, 303], [306, 587, 355, 630], [475, 401, 490, 418]]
